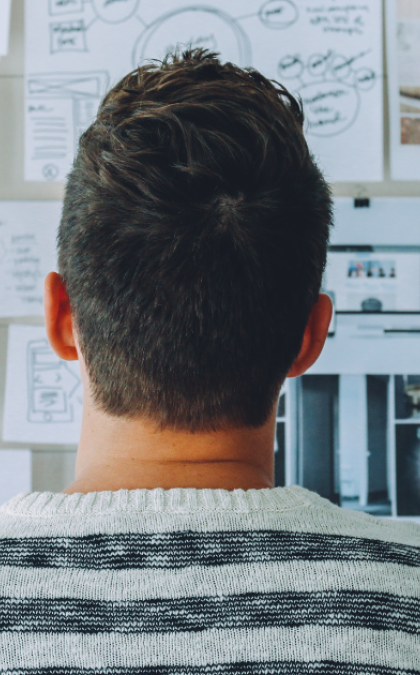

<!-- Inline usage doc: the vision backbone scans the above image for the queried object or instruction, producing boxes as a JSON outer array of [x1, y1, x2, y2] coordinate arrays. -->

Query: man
[[0, 49, 419, 673]]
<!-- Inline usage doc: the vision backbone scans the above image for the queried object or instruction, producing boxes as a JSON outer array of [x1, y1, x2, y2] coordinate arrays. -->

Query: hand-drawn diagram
[[278, 50, 376, 137], [27, 339, 81, 423], [132, 7, 252, 70], [259, 0, 298, 29], [50, 20, 87, 53], [1, 232, 42, 298], [3, 325, 83, 445], [49, 0, 140, 22], [26, 71, 109, 181], [0, 202, 59, 317], [90, 0, 140, 24], [47, 1, 141, 56], [49, 0, 84, 16], [25, 0, 383, 182]]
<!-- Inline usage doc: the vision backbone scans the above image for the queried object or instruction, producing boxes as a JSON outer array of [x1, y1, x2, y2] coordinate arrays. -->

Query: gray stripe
[[1, 661, 419, 675], [0, 590, 418, 635], [0, 530, 418, 570]]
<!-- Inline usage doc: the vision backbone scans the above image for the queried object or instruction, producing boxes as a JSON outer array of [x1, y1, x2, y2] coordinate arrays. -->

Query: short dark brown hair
[[58, 48, 332, 432]]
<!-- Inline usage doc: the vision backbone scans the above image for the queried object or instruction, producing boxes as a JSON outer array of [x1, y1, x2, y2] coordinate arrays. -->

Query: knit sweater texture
[[0, 484, 419, 674]]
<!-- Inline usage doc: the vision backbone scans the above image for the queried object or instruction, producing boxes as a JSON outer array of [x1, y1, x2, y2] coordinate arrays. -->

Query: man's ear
[[44, 271, 78, 361], [287, 293, 332, 378]]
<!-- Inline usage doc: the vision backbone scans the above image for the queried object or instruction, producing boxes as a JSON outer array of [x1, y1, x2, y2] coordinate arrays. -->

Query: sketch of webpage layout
[[3, 325, 82, 445], [0, 201, 61, 317], [387, 0, 420, 180], [25, 0, 383, 183]]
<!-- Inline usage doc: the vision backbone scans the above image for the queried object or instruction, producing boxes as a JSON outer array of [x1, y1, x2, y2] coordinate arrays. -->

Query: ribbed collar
[[0, 485, 319, 517]]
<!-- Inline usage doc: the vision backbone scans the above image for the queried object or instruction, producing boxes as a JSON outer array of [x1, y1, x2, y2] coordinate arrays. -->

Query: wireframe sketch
[[278, 50, 376, 137], [27, 339, 81, 423], [26, 71, 109, 181], [132, 7, 252, 69], [3, 324, 83, 444]]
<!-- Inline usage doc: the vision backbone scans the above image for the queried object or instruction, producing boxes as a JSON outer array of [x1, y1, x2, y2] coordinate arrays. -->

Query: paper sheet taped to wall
[[3, 325, 82, 445], [387, 0, 420, 180], [325, 251, 420, 313], [25, 0, 383, 183], [0, 201, 60, 317]]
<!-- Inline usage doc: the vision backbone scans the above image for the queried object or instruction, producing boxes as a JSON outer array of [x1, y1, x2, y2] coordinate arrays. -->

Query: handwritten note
[[386, 0, 420, 180], [25, 0, 383, 182], [0, 201, 61, 317], [0, 0, 12, 57], [0, 450, 32, 506], [3, 325, 83, 445]]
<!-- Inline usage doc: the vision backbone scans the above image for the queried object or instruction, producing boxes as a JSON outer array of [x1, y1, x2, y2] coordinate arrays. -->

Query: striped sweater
[[0, 485, 419, 674]]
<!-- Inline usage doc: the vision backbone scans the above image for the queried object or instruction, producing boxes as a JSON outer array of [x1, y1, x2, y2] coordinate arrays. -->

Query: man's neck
[[62, 394, 277, 494]]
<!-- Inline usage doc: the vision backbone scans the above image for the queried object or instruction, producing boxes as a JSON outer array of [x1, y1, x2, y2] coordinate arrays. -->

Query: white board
[[387, 0, 420, 180], [0, 201, 60, 317], [3, 325, 83, 445], [25, 0, 383, 183], [0, 450, 32, 506]]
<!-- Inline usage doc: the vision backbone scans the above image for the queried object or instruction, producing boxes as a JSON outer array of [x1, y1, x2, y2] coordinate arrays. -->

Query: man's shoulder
[[278, 487, 420, 551], [296, 497, 420, 552]]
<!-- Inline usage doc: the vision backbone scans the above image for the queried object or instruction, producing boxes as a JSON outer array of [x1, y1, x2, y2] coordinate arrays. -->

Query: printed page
[[325, 251, 420, 312], [0, 201, 60, 317], [0, 450, 32, 506], [25, 0, 383, 183], [3, 325, 83, 445], [387, 0, 420, 180]]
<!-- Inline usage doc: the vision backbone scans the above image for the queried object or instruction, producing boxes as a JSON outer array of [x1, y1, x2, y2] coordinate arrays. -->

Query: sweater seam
[[0, 503, 314, 518]]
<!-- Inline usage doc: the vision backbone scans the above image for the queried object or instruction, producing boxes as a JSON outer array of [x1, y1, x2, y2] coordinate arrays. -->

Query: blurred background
[[0, 0, 419, 520]]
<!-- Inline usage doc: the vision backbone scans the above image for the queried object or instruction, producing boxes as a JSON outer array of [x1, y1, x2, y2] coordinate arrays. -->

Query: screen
[[324, 251, 420, 312]]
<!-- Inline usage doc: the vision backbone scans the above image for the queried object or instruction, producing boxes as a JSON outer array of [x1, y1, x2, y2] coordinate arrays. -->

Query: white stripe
[[0, 627, 418, 670], [0, 560, 419, 601], [0, 507, 419, 547]]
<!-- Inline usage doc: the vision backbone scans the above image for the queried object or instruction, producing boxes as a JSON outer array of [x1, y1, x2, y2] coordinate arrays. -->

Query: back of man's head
[[58, 48, 332, 432]]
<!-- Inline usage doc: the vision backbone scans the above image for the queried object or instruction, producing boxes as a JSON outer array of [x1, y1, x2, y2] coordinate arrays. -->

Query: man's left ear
[[287, 293, 332, 378], [44, 271, 78, 361]]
